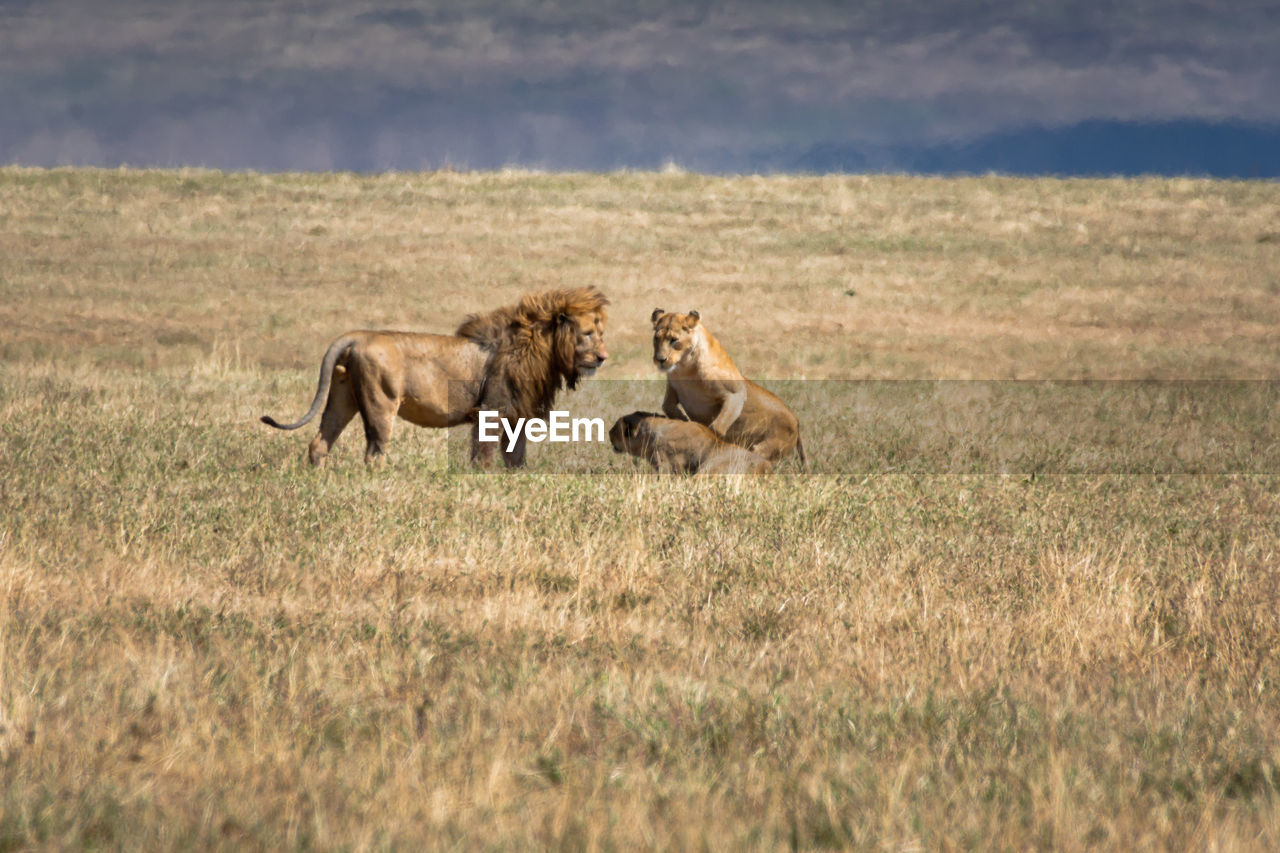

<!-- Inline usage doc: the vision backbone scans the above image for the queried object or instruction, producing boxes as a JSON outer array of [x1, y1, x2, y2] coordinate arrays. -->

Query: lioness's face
[[608, 416, 632, 454], [609, 411, 654, 456], [651, 310, 700, 373], [572, 310, 609, 376]]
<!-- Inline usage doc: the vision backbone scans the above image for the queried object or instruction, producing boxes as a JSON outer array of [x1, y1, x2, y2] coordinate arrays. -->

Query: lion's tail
[[795, 432, 808, 471], [260, 335, 356, 431]]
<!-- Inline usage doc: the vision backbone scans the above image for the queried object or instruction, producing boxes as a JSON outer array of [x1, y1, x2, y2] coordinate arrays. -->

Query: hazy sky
[[3, 0, 1279, 175]]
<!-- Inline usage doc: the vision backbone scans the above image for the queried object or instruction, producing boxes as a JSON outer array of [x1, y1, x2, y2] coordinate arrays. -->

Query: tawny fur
[[609, 411, 772, 475], [651, 309, 805, 466], [261, 286, 608, 467]]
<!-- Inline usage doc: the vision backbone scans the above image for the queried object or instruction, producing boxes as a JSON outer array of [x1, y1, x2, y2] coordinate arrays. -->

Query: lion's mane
[[455, 285, 609, 420]]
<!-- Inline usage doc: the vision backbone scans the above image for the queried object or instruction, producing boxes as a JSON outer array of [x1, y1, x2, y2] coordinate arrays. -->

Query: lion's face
[[567, 310, 609, 377], [650, 309, 701, 373]]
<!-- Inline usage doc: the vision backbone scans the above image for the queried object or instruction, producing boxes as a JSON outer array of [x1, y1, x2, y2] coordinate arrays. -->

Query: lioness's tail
[[795, 433, 808, 471], [260, 335, 356, 431]]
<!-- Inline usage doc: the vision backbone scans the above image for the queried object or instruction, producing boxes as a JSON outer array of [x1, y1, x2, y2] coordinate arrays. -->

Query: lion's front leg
[[501, 430, 528, 469], [661, 382, 687, 421], [469, 422, 498, 468]]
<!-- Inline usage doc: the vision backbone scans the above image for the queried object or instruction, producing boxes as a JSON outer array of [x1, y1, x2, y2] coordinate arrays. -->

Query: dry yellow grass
[[1, 167, 1279, 849]]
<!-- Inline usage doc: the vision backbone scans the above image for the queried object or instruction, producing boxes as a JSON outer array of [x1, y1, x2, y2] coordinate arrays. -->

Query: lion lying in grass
[[261, 286, 609, 467], [609, 411, 772, 475], [651, 309, 805, 466]]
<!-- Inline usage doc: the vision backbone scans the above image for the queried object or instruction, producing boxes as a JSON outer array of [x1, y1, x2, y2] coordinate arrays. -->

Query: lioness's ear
[[689, 310, 700, 321], [651, 308, 664, 324]]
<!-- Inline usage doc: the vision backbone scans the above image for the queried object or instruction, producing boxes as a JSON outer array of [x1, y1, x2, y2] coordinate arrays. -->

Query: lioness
[[651, 309, 805, 465], [261, 287, 609, 467], [609, 411, 771, 475]]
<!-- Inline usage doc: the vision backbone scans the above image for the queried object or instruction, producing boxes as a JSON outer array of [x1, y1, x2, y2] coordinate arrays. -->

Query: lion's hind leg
[[350, 376, 399, 466], [309, 372, 358, 467]]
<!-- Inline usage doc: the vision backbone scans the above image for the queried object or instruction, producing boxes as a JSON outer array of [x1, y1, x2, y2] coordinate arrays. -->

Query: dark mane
[[454, 286, 609, 419]]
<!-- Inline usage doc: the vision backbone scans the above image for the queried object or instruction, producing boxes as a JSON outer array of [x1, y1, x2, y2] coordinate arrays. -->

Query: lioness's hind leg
[[748, 437, 790, 465], [309, 376, 358, 467]]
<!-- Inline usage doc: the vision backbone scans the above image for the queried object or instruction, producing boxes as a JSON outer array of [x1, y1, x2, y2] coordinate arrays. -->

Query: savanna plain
[[2, 167, 1279, 850]]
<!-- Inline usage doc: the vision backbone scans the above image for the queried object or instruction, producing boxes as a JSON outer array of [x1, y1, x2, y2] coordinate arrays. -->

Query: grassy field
[[2, 166, 1279, 849]]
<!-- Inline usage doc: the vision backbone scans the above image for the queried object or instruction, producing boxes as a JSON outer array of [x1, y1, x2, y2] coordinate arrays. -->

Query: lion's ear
[[556, 311, 570, 325], [651, 308, 664, 324], [689, 310, 700, 321]]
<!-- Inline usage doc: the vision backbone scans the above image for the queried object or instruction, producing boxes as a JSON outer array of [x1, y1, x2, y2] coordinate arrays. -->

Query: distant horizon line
[[3, 164, 1276, 182], [5, 118, 1279, 181]]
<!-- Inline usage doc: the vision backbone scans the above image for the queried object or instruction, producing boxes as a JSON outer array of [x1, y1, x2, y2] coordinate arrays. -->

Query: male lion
[[261, 286, 609, 467], [651, 309, 805, 465], [609, 411, 771, 475]]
